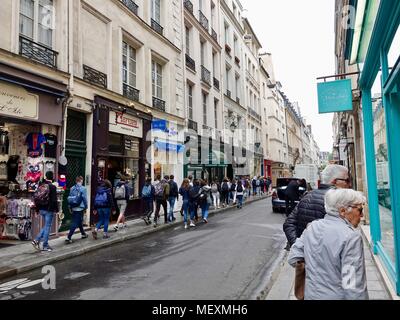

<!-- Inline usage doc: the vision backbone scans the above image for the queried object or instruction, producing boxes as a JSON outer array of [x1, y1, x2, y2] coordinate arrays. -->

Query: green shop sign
[[317, 79, 353, 113]]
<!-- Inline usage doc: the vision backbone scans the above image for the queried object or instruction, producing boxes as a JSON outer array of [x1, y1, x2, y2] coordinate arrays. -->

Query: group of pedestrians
[[283, 164, 369, 300]]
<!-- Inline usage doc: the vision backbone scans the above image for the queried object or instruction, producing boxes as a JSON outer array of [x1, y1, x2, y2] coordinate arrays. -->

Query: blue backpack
[[94, 189, 108, 207], [67, 186, 83, 208], [142, 185, 152, 198]]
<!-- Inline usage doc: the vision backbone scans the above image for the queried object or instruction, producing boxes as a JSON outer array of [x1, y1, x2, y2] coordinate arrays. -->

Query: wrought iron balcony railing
[[123, 83, 140, 102], [83, 64, 107, 88], [152, 96, 166, 112], [188, 119, 198, 132], [151, 18, 163, 36], [247, 107, 261, 121], [183, 0, 193, 14], [226, 90, 231, 99], [198, 10, 209, 32], [201, 65, 211, 86], [19, 36, 58, 68], [211, 28, 218, 42], [185, 54, 196, 72], [213, 77, 220, 90], [120, 0, 138, 15]]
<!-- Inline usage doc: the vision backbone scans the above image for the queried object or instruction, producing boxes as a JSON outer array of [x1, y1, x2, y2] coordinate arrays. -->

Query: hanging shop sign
[[109, 110, 143, 138], [0, 81, 39, 120], [317, 79, 353, 113]]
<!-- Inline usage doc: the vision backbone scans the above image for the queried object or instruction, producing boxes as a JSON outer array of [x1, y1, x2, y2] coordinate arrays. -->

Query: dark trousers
[[144, 198, 154, 218], [285, 198, 296, 217], [221, 191, 229, 205], [190, 202, 199, 221], [154, 199, 168, 223], [67, 210, 86, 239]]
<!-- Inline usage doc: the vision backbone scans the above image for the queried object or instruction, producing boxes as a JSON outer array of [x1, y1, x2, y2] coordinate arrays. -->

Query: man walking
[[285, 179, 302, 217], [153, 175, 170, 227], [142, 178, 155, 225], [283, 164, 351, 248], [31, 172, 59, 252], [168, 175, 179, 222], [65, 176, 89, 244]]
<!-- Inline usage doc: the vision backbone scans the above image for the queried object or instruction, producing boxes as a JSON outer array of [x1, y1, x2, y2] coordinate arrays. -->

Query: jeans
[[201, 203, 210, 220], [144, 198, 154, 218], [190, 202, 198, 221], [96, 208, 111, 233], [236, 195, 243, 208], [155, 199, 168, 223], [35, 210, 54, 248], [212, 192, 220, 208], [221, 191, 229, 206], [182, 200, 189, 223], [67, 210, 86, 239], [168, 197, 176, 221]]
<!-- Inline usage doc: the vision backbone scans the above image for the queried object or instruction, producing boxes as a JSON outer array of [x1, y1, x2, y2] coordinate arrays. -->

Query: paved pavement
[[0, 194, 287, 300], [265, 225, 392, 300]]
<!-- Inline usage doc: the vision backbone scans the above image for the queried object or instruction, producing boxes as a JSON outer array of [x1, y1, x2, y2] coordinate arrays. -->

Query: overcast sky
[[242, 0, 335, 152]]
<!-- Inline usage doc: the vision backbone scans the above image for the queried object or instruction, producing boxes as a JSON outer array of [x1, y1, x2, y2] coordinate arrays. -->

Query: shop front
[[91, 96, 152, 221], [0, 63, 66, 243]]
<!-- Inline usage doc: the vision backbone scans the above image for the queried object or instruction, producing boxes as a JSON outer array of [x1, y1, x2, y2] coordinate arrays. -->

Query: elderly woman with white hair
[[288, 188, 368, 300]]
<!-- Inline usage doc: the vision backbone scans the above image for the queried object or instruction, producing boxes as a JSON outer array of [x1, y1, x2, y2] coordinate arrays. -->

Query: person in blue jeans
[[142, 177, 155, 225], [92, 179, 114, 240], [179, 178, 190, 229], [236, 180, 244, 209], [65, 176, 88, 244], [168, 175, 179, 222], [31, 172, 59, 252], [199, 179, 212, 223]]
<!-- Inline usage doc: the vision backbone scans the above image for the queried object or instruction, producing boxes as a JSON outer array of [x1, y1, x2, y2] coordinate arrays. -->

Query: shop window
[[109, 132, 123, 154], [387, 25, 400, 71], [372, 69, 395, 264]]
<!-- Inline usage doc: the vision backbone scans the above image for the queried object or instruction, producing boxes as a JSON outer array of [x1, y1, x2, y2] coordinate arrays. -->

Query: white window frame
[[151, 0, 161, 24], [152, 60, 163, 99], [122, 41, 137, 89], [185, 26, 190, 56], [203, 92, 208, 125], [19, 0, 55, 48], [214, 99, 218, 128], [188, 83, 193, 120]]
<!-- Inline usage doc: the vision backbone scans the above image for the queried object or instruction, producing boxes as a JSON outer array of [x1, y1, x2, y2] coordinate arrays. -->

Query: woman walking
[[211, 179, 220, 209], [179, 178, 191, 229], [199, 180, 212, 223], [189, 179, 201, 226], [220, 178, 230, 208], [236, 181, 244, 209], [114, 176, 130, 231], [288, 188, 368, 300], [92, 179, 114, 240]]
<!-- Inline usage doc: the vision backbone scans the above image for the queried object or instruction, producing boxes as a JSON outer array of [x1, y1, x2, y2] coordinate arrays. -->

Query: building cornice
[[220, 0, 245, 36]]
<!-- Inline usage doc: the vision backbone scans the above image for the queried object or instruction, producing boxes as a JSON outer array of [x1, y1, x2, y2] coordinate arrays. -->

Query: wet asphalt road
[[0, 198, 287, 300]]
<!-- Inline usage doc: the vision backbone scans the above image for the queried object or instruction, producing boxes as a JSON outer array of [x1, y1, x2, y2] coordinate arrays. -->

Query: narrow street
[[0, 198, 287, 300]]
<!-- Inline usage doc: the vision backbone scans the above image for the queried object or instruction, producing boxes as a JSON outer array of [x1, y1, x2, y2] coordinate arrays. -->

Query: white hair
[[321, 164, 349, 184], [324, 189, 366, 216]]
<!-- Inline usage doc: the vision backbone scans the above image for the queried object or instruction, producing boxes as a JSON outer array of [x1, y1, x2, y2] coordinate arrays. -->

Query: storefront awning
[[155, 140, 185, 153]]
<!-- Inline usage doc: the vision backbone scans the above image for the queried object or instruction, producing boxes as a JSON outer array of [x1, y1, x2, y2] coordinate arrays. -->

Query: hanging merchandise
[[25, 132, 46, 158], [58, 155, 67, 190], [0, 161, 7, 180], [44, 133, 57, 158], [7, 155, 20, 182], [0, 130, 9, 155], [24, 159, 43, 192], [44, 160, 55, 178]]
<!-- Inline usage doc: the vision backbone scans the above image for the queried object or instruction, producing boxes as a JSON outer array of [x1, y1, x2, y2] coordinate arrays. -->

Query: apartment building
[[285, 100, 303, 171]]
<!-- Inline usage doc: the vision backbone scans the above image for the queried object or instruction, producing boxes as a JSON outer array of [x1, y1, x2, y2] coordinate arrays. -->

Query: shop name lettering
[[0, 98, 24, 115], [116, 112, 139, 128]]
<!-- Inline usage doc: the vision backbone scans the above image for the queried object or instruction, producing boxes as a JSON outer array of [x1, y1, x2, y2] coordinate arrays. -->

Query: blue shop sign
[[317, 79, 353, 113], [155, 140, 185, 153], [152, 119, 167, 131]]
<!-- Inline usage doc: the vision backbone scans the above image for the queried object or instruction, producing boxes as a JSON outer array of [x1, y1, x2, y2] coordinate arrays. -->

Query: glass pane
[[122, 69, 127, 84], [157, 75, 162, 87], [39, 2, 53, 30], [123, 42, 127, 55], [20, 15, 34, 38], [157, 87, 162, 99], [38, 25, 52, 47], [20, 0, 34, 19], [388, 25, 400, 70], [129, 46, 136, 60], [129, 72, 136, 87], [129, 60, 136, 74], [372, 69, 395, 264]]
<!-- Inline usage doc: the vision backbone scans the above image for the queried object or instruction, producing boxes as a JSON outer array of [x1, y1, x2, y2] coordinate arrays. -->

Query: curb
[[0, 195, 271, 281]]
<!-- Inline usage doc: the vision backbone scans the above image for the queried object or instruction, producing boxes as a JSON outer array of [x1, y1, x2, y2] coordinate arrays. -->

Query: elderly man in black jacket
[[283, 164, 350, 248]]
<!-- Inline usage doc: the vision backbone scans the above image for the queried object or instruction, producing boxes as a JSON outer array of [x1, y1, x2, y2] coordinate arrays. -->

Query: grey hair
[[324, 189, 366, 216], [321, 164, 349, 184]]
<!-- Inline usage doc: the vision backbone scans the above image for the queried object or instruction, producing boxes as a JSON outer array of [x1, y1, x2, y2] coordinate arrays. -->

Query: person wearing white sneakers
[[179, 179, 191, 229]]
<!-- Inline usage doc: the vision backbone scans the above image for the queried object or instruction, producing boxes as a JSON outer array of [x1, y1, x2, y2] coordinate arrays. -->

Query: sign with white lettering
[[0, 81, 39, 120], [317, 79, 353, 113], [109, 111, 143, 138]]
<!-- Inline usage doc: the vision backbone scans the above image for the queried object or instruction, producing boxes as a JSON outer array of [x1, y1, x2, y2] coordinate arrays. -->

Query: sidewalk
[[265, 226, 392, 300], [0, 194, 270, 281]]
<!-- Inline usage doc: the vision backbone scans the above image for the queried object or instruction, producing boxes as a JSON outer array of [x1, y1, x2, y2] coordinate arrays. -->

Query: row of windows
[[187, 83, 219, 128]]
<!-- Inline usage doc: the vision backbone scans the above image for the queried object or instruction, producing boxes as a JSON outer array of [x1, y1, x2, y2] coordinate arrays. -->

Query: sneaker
[[114, 225, 119, 232], [31, 240, 40, 251], [142, 217, 149, 225], [103, 234, 110, 239], [42, 246, 53, 252], [81, 234, 89, 239], [65, 238, 73, 244], [184, 223, 188, 229], [147, 218, 152, 225], [123, 223, 128, 229], [172, 217, 176, 222], [190, 222, 196, 227], [153, 222, 158, 228], [92, 229, 98, 240], [203, 218, 208, 224]]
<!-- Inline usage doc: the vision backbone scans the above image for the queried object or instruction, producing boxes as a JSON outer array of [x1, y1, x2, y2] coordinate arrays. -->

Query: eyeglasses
[[350, 206, 364, 214], [336, 177, 351, 184]]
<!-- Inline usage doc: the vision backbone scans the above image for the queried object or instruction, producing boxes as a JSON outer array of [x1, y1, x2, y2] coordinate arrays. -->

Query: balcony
[[152, 96, 166, 112], [185, 54, 196, 72], [19, 36, 58, 68], [201, 65, 211, 86], [226, 90, 231, 99], [248, 107, 261, 121], [120, 0, 138, 15], [183, 0, 193, 14], [211, 28, 218, 42], [213, 77, 220, 90], [123, 83, 140, 102], [188, 119, 198, 132], [151, 19, 163, 36], [198, 10, 209, 32], [225, 44, 232, 56], [83, 64, 107, 88]]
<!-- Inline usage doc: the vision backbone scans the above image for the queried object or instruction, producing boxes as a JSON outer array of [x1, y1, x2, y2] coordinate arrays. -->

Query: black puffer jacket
[[283, 184, 333, 246]]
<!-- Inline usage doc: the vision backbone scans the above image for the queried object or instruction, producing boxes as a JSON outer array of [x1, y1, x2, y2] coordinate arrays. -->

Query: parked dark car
[[271, 178, 306, 213]]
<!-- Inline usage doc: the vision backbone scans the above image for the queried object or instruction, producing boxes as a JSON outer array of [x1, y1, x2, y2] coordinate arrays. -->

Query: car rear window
[[276, 178, 299, 188]]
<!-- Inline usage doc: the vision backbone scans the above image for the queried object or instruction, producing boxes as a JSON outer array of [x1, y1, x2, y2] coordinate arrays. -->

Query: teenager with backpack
[[31, 171, 59, 252], [65, 176, 88, 244], [211, 179, 220, 209], [259, 177, 265, 195], [168, 175, 179, 222], [220, 178, 230, 208], [188, 179, 201, 227], [199, 180, 212, 223], [153, 175, 170, 227], [236, 181, 244, 209], [92, 179, 114, 239], [142, 178, 155, 225], [113, 176, 130, 231], [230, 179, 237, 205], [179, 178, 190, 229]]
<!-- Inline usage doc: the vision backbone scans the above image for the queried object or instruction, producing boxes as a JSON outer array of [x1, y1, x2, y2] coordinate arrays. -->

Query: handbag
[[294, 261, 305, 300]]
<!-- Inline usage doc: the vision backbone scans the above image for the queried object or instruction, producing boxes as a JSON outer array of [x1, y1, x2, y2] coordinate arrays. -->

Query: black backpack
[[237, 184, 243, 192], [222, 182, 229, 192]]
